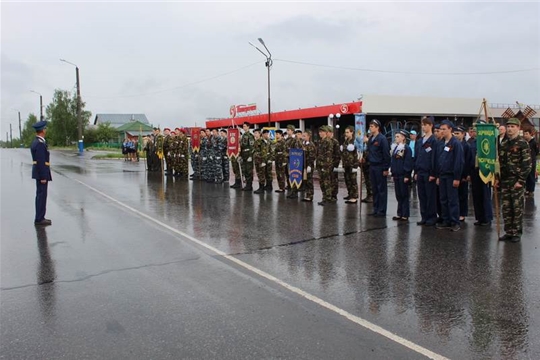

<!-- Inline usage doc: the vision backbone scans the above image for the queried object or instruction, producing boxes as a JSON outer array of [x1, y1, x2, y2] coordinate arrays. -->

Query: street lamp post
[[12, 108, 22, 141], [249, 38, 273, 127], [30, 90, 43, 120], [60, 59, 83, 154]]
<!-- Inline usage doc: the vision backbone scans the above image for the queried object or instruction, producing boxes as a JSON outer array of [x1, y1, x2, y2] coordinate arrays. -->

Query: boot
[[230, 179, 242, 189], [287, 191, 298, 199], [361, 195, 373, 203], [265, 183, 273, 192], [254, 183, 265, 194], [242, 181, 253, 191]]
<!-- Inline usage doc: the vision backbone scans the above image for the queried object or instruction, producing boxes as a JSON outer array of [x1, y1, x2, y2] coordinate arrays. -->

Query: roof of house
[[115, 120, 153, 132], [94, 114, 150, 127], [361, 94, 483, 116]]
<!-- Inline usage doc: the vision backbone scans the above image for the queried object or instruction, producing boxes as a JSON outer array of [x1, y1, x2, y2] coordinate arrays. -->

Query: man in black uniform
[[31, 121, 53, 226]]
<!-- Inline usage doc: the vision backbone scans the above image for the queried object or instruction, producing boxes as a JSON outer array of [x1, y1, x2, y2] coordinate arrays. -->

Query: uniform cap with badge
[[506, 118, 521, 126], [33, 120, 48, 132]]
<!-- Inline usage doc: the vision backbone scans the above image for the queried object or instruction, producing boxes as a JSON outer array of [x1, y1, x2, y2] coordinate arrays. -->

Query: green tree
[[21, 113, 39, 147], [45, 89, 91, 146]]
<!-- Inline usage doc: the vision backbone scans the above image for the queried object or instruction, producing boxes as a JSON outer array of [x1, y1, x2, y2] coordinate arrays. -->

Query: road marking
[[73, 178, 449, 360]]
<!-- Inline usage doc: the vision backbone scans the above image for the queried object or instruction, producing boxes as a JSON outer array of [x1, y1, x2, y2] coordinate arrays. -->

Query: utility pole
[[18, 111, 22, 140], [10, 123, 13, 148], [40, 95, 43, 120], [249, 38, 273, 127], [61, 59, 83, 154]]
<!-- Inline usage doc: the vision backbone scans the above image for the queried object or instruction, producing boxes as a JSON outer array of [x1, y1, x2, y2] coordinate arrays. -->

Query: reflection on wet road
[[1, 149, 539, 359]]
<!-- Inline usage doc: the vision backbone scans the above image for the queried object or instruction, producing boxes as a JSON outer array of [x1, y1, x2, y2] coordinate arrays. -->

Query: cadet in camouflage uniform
[[286, 129, 304, 199], [327, 126, 341, 201], [200, 130, 211, 182], [176, 128, 189, 179], [302, 130, 316, 202], [341, 126, 359, 203], [219, 129, 229, 183], [317, 126, 334, 205], [360, 132, 373, 202], [284, 125, 296, 190], [273, 130, 287, 193], [211, 129, 223, 183], [253, 129, 267, 194], [497, 118, 532, 243], [154, 128, 165, 173], [168, 131, 178, 175], [262, 129, 274, 192], [163, 128, 172, 175], [240, 122, 255, 191]]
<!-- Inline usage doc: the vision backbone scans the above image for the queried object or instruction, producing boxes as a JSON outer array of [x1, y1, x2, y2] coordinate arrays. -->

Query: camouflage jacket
[[218, 136, 227, 156], [253, 138, 270, 164], [499, 135, 532, 185], [331, 137, 341, 167], [273, 138, 287, 163], [240, 131, 255, 158], [316, 138, 334, 170], [341, 137, 359, 168], [163, 135, 172, 153], [179, 137, 189, 159], [303, 141, 316, 168]]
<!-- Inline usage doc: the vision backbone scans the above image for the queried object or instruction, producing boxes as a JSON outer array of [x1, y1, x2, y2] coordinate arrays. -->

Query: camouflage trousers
[[201, 155, 211, 181], [191, 152, 200, 178], [361, 163, 372, 196], [318, 168, 333, 201], [265, 161, 273, 186], [174, 155, 189, 178], [221, 155, 230, 182], [275, 160, 286, 190], [304, 169, 314, 199], [331, 169, 339, 198], [344, 166, 359, 199], [255, 162, 266, 186], [230, 156, 241, 180], [501, 183, 525, 236], [213, 155, 223, 182], [241, 156, 254, 182]]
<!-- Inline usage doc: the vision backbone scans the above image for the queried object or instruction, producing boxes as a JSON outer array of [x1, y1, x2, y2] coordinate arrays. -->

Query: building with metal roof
[[94, 114, 150, 128]]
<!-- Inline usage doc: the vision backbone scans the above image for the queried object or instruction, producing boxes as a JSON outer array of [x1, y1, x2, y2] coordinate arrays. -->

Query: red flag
[[227, 128, 240, 157], [191, 127, 201, 152]]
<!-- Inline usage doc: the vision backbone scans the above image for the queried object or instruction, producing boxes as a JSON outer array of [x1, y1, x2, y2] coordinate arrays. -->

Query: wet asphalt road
[[1, 149, 539, 359]]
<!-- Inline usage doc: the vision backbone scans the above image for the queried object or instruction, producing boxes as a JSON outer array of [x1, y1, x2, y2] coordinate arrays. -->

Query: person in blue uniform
[[391, 130, 413, 221], [453, 126, 474, 221], [469, 119, 493, 226], [414, 116, 438, 226], [367, 119, 391, 217], [31, 121, 52, 226], [435, 120, 464, 231]]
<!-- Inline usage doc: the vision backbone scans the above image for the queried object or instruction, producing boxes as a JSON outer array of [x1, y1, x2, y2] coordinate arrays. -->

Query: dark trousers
[[417, 173, 437, 224], [35, 180, 48, 222], [393, 176, 410, 217], [526, 161, 536, 193], [471, 170, 493, 223], [439, 176, 459, 226], [458, 180, 469, 217], [370, 165, 388, 215]]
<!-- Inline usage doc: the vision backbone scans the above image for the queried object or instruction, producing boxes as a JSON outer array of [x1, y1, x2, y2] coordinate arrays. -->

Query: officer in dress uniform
[[31, 121, 52, 226], [435, 120, 464, 231], [414, 116, 438, 226], [367, 119, 391, 217], [497, 118, 532, 243]]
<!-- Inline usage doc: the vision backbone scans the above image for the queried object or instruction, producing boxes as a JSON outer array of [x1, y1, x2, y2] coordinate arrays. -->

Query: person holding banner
[[284, 125, 296, 191], [367, 119, 391, 216], [496, 118, 532, 243], [240, 122, 255, 191], [390, 130, 413, 221], [302, 130, 316, 202], [286, 130, 304, 199], [470, 120, 493, 226], [273, 130, 287, 193], [341, 126, 359, 204]]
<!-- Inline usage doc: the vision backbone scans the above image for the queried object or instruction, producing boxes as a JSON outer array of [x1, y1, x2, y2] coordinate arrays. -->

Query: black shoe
[[399, 217, 409, 222], [499, 234, 513, 241], [230, 180, 241, 189], [34, 219, 51, 226], [286, 193, 298, 199], [509, 236, 521, 243], [392, 216, 401, 221], [254, 185, 265, 194], [275, 189, 285, 193], [474, 221, 491, 226], [416, 220, 426, 226], [242, 184, 253, 191], [361, 197, 373, 203], [317, 201, 326, 206], [450, 224, 461, 231], [343, 195, 351, 200], [265, 186, 273, 192], [436, 223, 450, 229]]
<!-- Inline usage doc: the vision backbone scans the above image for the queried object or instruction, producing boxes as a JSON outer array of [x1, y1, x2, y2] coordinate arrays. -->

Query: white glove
[[203, 157, 207, 161], [307, 166, 312, 173], [351, 168, 358, 173], [282, 163, 287, 166], [209, 156, 213, 160], [237, 157, 243, 163], [340, 145, 343, 152], [347, 144, 355, 152], [247, 157, 252, 162], [333, 167, 339, 172], [261, 163, 266, 167]]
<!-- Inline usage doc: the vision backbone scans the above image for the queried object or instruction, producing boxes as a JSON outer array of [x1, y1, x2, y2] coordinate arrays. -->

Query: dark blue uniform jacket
[[367, 133, 390, 169], [31, 136, 52, 181]]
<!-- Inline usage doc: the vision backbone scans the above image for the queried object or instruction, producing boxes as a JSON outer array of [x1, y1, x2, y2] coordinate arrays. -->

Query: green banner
[[476, 123, 498, 184]]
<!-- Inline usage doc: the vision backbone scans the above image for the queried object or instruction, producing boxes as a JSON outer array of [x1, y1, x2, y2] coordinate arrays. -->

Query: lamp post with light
[[249, 38, 273, 127], [60, 59, 83, 154]]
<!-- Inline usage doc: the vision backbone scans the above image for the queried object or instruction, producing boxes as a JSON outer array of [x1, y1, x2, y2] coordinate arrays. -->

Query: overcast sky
[[1, 1, 539, 136]]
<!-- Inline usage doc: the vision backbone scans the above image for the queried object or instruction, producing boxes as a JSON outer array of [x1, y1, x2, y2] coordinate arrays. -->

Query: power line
[[274, 58, 540, 75], [86, 61, 263, 99]]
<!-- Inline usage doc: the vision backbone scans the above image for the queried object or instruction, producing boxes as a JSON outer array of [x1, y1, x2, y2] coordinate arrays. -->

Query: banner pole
[[358, 151, 363, 213], [483, 98, 501, 238]]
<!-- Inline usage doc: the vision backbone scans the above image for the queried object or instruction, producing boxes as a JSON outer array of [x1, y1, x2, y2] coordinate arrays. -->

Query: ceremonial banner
[[191, 127, 201, 152], [354, 113, 366, 152], [227, 128, 240, 157], [263, 127, 277, 142], [288, 149, 304, 188], [476, 123, 497, 184]]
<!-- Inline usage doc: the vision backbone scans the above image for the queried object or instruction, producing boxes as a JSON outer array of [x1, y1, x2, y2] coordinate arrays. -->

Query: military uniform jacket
[[391, 144, 413, 178], [253, 138, 269, 165], [414, 134, 437, 176], [436, 136, 463, 180], [331, 138, 341, 167], [303, 141, 316, 168], [460, 139, 474, 179], [341, 138, 358, 168], [240, 131, 255, 158], [163, 135, 171, 154], [273, 139, 287, 164], [316, 138, 333, 170], [31, 136, 52, 181], [367, 133, 390, 169], [499, 136, 532, 185], [200, 137, 209, 158], [218, 136, 227, 157]]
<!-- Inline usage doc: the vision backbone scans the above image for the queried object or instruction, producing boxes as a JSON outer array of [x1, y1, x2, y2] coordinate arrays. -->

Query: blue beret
[[32, 120, 47, 131], [441, 120, 454, 129]]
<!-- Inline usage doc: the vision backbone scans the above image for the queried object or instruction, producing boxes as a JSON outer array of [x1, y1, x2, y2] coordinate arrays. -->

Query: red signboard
[[227, 128, 240, 157], [230, 104, 257, 118], [191, 127, 201, 152]]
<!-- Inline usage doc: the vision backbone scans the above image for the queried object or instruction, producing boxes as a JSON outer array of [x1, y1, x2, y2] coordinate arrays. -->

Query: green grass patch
[[92, 153, 125, 160]]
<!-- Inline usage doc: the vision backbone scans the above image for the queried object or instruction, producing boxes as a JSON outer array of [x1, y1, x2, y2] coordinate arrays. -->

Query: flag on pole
[[354, 113, 366, 152], [227, 128, 240, 157], [191, 127, 201, 151], [476, 123, 498, 184], [288, 149, 304, 188]]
